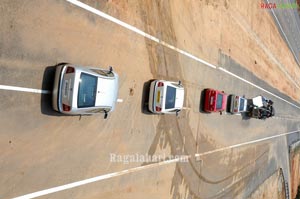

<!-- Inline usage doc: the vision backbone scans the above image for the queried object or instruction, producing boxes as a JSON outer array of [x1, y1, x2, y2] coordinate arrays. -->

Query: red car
[[204, 89, 227, 113]]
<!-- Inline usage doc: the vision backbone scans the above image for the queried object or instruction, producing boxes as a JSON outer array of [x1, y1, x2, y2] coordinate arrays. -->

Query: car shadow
[[141, 79, 155, 115], [40, 63, 65, 116], [241, 112, 251, 120], [199, 89, 210, 113]]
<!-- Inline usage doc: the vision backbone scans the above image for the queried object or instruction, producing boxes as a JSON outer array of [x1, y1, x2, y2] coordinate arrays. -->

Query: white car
[[52, 64, 119, 118], [229, 94, 248, 114], [148, 80, 184, 115]]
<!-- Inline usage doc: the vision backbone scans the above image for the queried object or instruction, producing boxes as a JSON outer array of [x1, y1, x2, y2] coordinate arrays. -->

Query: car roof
[[71, 65, 119, 110], [162, 82, 184, 111]]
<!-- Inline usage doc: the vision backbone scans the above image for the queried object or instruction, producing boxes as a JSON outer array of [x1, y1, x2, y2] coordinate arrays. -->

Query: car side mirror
[[178, 80, 182, 85], [104, 111, 108, 119]]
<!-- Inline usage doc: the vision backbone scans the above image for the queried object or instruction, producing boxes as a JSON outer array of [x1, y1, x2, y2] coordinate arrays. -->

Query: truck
[[246, 96, 275, 120]]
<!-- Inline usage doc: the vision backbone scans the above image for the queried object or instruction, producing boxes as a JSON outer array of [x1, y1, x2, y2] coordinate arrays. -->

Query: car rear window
[[78, 73, 97, 108], [216, 93, 223, 109], [239, 98, 245, 111], [165, 86, 176, 109]]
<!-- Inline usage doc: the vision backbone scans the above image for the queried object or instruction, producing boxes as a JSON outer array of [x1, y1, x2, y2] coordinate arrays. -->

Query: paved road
[[0, 0, 299, 199], [267, 1, 300, 196], [267, 0, 300, 66]]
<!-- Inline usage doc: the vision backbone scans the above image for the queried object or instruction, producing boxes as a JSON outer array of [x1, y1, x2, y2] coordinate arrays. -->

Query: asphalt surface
[[267, 0, 300, 66], [1, 0, 300, 199]]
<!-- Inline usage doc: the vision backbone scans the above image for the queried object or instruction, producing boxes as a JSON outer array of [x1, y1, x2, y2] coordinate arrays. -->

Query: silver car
[[229, 94, 248, 114], [52, 64, 119, 118], [148, 80, 184, 115]]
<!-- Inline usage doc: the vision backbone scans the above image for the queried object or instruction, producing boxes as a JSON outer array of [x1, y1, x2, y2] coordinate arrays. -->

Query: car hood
[[95, 75, 119, 110], [174, 88, 184, 108]]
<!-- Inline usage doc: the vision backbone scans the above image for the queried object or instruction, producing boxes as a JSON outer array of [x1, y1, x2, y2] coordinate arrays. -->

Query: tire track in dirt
[[137, 1, 206, 198], [137, 0, 183, 79]]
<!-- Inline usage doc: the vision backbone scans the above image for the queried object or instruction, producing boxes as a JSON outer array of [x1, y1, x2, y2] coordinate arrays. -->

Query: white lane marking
[[218, 67, 300, 109], [159, 41, 217, 69], [0, 85, 51, 94], [195, 129, 299, 158], [117, 99, 123, 103], [66, 0, 300, 110], [13, 158, 181, 199], [266, 0, 300, 66], [14, 129, 299, 199], [66, 0, 217, 69]]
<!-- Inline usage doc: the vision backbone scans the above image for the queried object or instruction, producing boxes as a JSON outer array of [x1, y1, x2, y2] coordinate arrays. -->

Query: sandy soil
[[290, 142, 300, 198], [103, 0, 300, 101], [170, 0, 300, 101], [291, 153, 300, 198], [247, 169, 285, 199]]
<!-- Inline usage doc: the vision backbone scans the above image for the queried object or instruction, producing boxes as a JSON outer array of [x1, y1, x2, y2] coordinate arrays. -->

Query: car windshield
[[165, 86, 176, 109], [239, 98, 246, 111], [78, 73, 97, 108], [216, 93, 223, 109]]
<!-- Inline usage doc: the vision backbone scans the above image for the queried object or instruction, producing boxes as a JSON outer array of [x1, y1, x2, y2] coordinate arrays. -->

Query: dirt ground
[[175, 0, 300, 101], [290, 142, 300, 198], [291, 154, 300, 198], [103, 0, 300, 101], [247, 169, 286, 199]]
